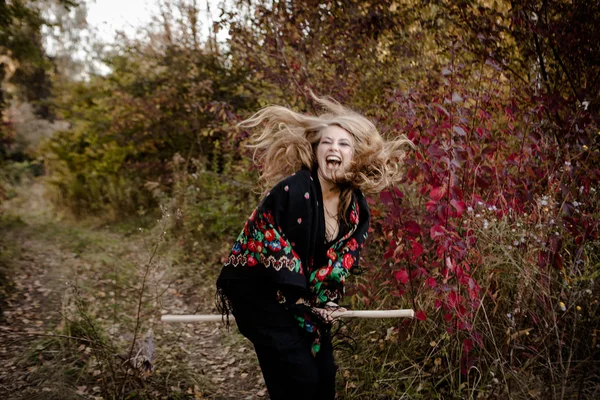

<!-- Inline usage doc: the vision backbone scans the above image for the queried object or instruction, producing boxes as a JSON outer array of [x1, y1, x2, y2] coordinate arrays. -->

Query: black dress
[[217, 167, 370, 399]]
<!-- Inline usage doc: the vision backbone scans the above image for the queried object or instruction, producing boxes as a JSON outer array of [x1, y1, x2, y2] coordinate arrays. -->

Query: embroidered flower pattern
[[226, 209, 302, 274], [308, 200, 367, 304]]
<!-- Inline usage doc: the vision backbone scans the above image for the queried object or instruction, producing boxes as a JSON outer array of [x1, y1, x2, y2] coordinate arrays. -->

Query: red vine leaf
[[394, 269, 409, 284], [415, 310, 427, 321]]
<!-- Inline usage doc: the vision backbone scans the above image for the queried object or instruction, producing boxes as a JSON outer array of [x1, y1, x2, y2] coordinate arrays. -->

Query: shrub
[[341, 52, 599, 397]]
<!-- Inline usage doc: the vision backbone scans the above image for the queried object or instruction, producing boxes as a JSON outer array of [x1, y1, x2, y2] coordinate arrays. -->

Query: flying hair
[[241, 93, 414, 198]]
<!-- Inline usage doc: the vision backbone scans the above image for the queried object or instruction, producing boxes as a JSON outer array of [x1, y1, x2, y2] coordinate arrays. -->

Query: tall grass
[[1, 196, 209, 399], [337, 190, 600, 399]]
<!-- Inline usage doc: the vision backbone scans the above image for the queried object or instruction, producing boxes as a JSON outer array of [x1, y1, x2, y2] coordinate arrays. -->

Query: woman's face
[[316, 125, 354, 182]]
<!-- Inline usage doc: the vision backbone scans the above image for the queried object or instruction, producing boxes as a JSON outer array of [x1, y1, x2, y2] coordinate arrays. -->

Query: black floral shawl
[[216, 167, 370, 352]]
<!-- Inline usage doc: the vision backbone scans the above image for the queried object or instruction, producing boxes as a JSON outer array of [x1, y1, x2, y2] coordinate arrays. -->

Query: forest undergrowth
[[0, 179, 267, 400], [2, 167, 598, 399]]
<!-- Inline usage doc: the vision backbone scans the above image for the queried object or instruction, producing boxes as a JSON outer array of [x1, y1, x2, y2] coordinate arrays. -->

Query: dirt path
[[0, 181, 267, 399]]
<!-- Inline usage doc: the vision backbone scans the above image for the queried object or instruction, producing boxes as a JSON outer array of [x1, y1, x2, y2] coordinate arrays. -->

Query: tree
[[0, 0, 81, 159]]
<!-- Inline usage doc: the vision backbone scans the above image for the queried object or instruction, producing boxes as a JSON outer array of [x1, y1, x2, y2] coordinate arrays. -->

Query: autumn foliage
[[33, 0, 600, 398]]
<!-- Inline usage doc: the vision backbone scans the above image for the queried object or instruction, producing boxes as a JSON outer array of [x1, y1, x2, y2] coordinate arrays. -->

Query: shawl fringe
[[215, 287, 233, 328]]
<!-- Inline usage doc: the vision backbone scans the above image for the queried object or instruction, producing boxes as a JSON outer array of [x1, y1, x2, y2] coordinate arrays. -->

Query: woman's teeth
[[326, 156, 341, 167]]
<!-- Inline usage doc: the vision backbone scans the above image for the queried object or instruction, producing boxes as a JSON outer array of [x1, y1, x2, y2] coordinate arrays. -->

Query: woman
[[216, 94, 411, 400]]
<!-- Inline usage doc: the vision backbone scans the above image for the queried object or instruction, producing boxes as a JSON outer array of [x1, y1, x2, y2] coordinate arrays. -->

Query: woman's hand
[[296, 298, 347, 322], [312, 302, 347, 323], [325, 301, 346, 312]]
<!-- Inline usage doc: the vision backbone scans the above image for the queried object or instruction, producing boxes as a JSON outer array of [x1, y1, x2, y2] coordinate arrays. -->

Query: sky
[[86, 0, 159, 42], [60, 0, 226, 76], [86, 0, 222, 44]]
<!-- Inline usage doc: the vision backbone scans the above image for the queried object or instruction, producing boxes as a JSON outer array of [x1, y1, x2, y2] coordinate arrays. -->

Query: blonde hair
[[242, 94, 413, 214]]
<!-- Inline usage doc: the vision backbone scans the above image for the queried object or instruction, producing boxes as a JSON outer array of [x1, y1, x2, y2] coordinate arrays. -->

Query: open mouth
[[326, 155, 342, 169]]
